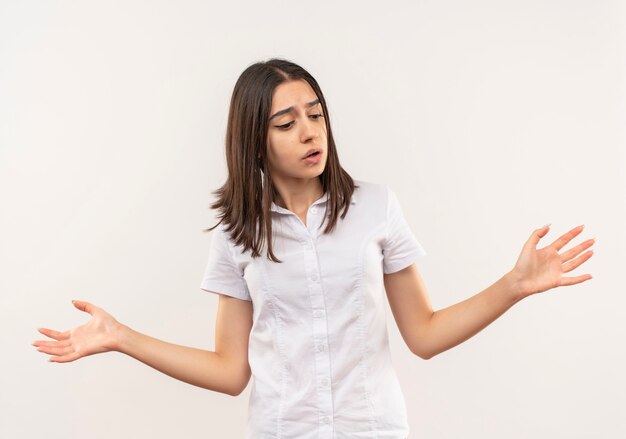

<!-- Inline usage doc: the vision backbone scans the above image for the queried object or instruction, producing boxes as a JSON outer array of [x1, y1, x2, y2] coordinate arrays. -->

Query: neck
[[272, 177, 324, 213]]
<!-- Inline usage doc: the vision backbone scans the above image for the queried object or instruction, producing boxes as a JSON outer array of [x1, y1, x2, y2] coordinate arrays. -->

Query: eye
[[277, 121, 293, 130], [276, 114, 324, 130]]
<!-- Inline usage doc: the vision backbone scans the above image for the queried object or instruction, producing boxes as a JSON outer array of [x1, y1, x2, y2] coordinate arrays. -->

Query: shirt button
[[321, 377, 329, 386], [321, 416, 330, 424], [311, 274, 318, 282], [311, 207, 318, 214], [314, 310, 323, 318], [317, 344, 326, 352]]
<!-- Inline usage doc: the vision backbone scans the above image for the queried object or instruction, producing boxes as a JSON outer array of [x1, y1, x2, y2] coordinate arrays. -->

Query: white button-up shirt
[[200, 179, 427, 438]]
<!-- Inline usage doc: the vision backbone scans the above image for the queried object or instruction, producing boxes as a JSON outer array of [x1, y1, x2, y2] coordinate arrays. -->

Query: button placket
[[307, 205, 321, 236], [302, 236, 333, 429]]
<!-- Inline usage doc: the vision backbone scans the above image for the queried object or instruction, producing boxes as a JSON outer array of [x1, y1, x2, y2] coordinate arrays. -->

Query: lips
[[303, 148, 322, 159]]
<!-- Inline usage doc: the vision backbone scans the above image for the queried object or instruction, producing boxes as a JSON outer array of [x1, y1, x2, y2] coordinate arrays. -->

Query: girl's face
[[265, 79, 327, 184]]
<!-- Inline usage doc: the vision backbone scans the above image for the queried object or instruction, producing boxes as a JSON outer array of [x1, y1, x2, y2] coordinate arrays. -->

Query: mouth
[[302, 148, 322, 159]]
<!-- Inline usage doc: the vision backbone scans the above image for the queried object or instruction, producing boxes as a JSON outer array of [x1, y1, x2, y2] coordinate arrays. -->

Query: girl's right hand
[[33, 300, 124, 363]]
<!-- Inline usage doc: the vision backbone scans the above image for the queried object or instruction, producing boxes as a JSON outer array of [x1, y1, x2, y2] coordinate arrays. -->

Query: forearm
[[114, 324, 238, 396], [420, 272, 523, 359]]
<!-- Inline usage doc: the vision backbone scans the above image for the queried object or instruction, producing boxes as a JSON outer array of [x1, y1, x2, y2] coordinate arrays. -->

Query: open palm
[[33, 300, 122, 363], [511, 224, 595, 298]]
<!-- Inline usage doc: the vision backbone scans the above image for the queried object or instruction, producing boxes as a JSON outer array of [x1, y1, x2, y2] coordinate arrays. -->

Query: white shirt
[[200, 179, 427, 439]]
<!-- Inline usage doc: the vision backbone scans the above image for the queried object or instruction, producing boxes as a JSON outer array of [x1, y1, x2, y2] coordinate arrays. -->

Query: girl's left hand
[[509, 224, 595, 299]]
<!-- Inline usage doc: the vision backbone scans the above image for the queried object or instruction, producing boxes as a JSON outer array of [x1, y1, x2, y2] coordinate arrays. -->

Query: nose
[[299, 115, 320, 144]]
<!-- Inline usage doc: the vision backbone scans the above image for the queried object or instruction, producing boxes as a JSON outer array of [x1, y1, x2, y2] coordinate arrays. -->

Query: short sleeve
[[382, 185, 427, 274], [200, 224, 252, 301]]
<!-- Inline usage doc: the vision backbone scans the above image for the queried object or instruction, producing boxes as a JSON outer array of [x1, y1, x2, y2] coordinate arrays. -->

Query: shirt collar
[[270, 190, 357, 214]]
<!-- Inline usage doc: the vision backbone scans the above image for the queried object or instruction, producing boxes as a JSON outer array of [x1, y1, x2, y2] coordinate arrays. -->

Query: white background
[[1, 1, 625, 438]]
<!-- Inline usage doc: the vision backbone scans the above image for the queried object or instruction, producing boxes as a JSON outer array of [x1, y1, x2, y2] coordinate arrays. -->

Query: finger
[[550, 225, 585, 252], [560, 238, 595, 263], [37, 328, 70, 341], [72, 300, 97, 316], [562, 250, 594, 273], [526, 224, 552, 248], [559, 273, 593, 287], [36, 345, 75, 356], [49, 352, 81, 363], [32, 339, 71, 348]]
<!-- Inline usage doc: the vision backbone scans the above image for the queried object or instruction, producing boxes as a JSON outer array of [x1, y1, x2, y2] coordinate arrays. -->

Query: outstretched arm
[[385, 224, 595, 360], [33, 297, 253, 396]]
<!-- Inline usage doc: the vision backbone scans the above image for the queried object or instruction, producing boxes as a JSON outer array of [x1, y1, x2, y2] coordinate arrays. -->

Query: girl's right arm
[[33, 298, 253, 396]]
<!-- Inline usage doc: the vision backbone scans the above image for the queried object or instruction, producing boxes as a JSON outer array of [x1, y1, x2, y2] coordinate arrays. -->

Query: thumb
[[72, 299, 96, 315], [526, 223, 551, 248]]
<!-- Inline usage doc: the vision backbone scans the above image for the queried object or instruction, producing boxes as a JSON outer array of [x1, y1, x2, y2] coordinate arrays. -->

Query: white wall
[[1, 0, 624, 437]]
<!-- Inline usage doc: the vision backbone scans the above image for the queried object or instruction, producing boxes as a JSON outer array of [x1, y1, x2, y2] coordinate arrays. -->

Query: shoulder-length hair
[[204, 58, 357, 263]]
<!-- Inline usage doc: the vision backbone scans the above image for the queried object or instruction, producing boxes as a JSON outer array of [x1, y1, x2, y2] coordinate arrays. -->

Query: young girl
[[33, 58, 595, 439]]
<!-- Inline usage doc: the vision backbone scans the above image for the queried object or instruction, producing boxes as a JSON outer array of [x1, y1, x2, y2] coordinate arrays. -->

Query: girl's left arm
[[384, 224, 595, 360]]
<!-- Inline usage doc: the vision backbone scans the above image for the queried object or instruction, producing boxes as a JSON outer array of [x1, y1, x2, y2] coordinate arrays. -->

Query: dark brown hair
[[204, 58, 357, 263]]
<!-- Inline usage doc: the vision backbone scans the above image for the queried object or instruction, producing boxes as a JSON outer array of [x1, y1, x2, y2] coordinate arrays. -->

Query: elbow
[[410, 343, 436, 360], [204, 375, 246, 397], [205, 383, 241, 397], [230, 379, 249, 396], [413, 349, 434, 360], [224, 383, 244, 397], [227, 373, 251, 397], [411, 315, 437, 360], [419, 351, 435, 360], [227, 387, 243, 397]]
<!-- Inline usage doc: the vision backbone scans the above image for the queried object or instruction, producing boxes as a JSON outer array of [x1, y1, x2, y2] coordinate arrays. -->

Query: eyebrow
[[269, 98, 321, 121]]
